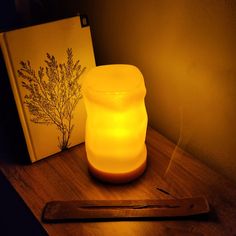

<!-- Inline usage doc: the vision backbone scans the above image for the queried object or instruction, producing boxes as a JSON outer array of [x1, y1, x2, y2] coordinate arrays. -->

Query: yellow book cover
[[1, 16, 95, 162]]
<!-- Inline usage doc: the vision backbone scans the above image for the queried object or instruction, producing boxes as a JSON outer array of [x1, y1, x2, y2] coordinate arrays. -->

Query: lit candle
[[83, 65, 148, 183]]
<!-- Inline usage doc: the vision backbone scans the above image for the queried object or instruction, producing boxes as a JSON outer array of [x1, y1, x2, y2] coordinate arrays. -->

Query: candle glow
[[83, 65, 148, 183]]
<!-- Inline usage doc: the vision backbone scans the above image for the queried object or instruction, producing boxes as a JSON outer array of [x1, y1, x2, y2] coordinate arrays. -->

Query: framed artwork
[[1, 16, 96, 162]]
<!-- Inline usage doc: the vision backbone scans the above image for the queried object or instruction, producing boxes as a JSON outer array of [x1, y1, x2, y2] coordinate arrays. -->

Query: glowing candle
[[83, 65, 148, 183]]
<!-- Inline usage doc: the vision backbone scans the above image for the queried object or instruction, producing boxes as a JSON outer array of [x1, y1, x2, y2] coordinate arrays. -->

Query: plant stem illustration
[[18, 48, 86, 150]]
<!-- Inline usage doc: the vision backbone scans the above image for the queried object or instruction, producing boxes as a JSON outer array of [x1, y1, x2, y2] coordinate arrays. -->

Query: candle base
[[87, 159, 147, 184]]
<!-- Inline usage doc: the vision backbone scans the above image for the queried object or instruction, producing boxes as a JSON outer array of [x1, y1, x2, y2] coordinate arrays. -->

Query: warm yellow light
[[83, 65, 148, 183]]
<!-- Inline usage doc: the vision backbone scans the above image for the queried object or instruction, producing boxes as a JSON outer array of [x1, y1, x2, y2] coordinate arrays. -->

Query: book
[[0, 16, 96, 162]]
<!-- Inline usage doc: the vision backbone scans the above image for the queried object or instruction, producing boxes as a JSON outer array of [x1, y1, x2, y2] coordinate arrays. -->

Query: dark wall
[[0, 0, 81, 31]]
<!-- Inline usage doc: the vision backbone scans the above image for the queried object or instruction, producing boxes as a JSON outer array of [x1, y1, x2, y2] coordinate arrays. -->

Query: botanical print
[[17, 48, 86, 150]]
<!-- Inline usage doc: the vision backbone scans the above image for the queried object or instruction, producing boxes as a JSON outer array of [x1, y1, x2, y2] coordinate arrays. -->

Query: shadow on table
[[0, 170, 48, 235]]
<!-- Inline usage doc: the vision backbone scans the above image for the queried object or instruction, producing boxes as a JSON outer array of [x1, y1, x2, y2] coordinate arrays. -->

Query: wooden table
[[0, 127, 236, 236]]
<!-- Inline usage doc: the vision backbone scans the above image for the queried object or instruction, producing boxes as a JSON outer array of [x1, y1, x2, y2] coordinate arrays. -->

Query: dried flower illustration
[[18, 48, 86, 150]]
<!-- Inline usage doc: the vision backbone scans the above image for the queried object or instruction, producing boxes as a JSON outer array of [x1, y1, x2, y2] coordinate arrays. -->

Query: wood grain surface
[[0, 127, 236, 235]]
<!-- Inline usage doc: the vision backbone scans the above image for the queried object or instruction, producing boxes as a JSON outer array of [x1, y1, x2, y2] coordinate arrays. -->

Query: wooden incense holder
[[42, 196, 209, 223]]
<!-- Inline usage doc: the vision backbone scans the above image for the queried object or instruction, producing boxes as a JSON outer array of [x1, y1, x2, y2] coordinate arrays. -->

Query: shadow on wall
[[78, 0, 236, 183], [0, 0, 81, 31]]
